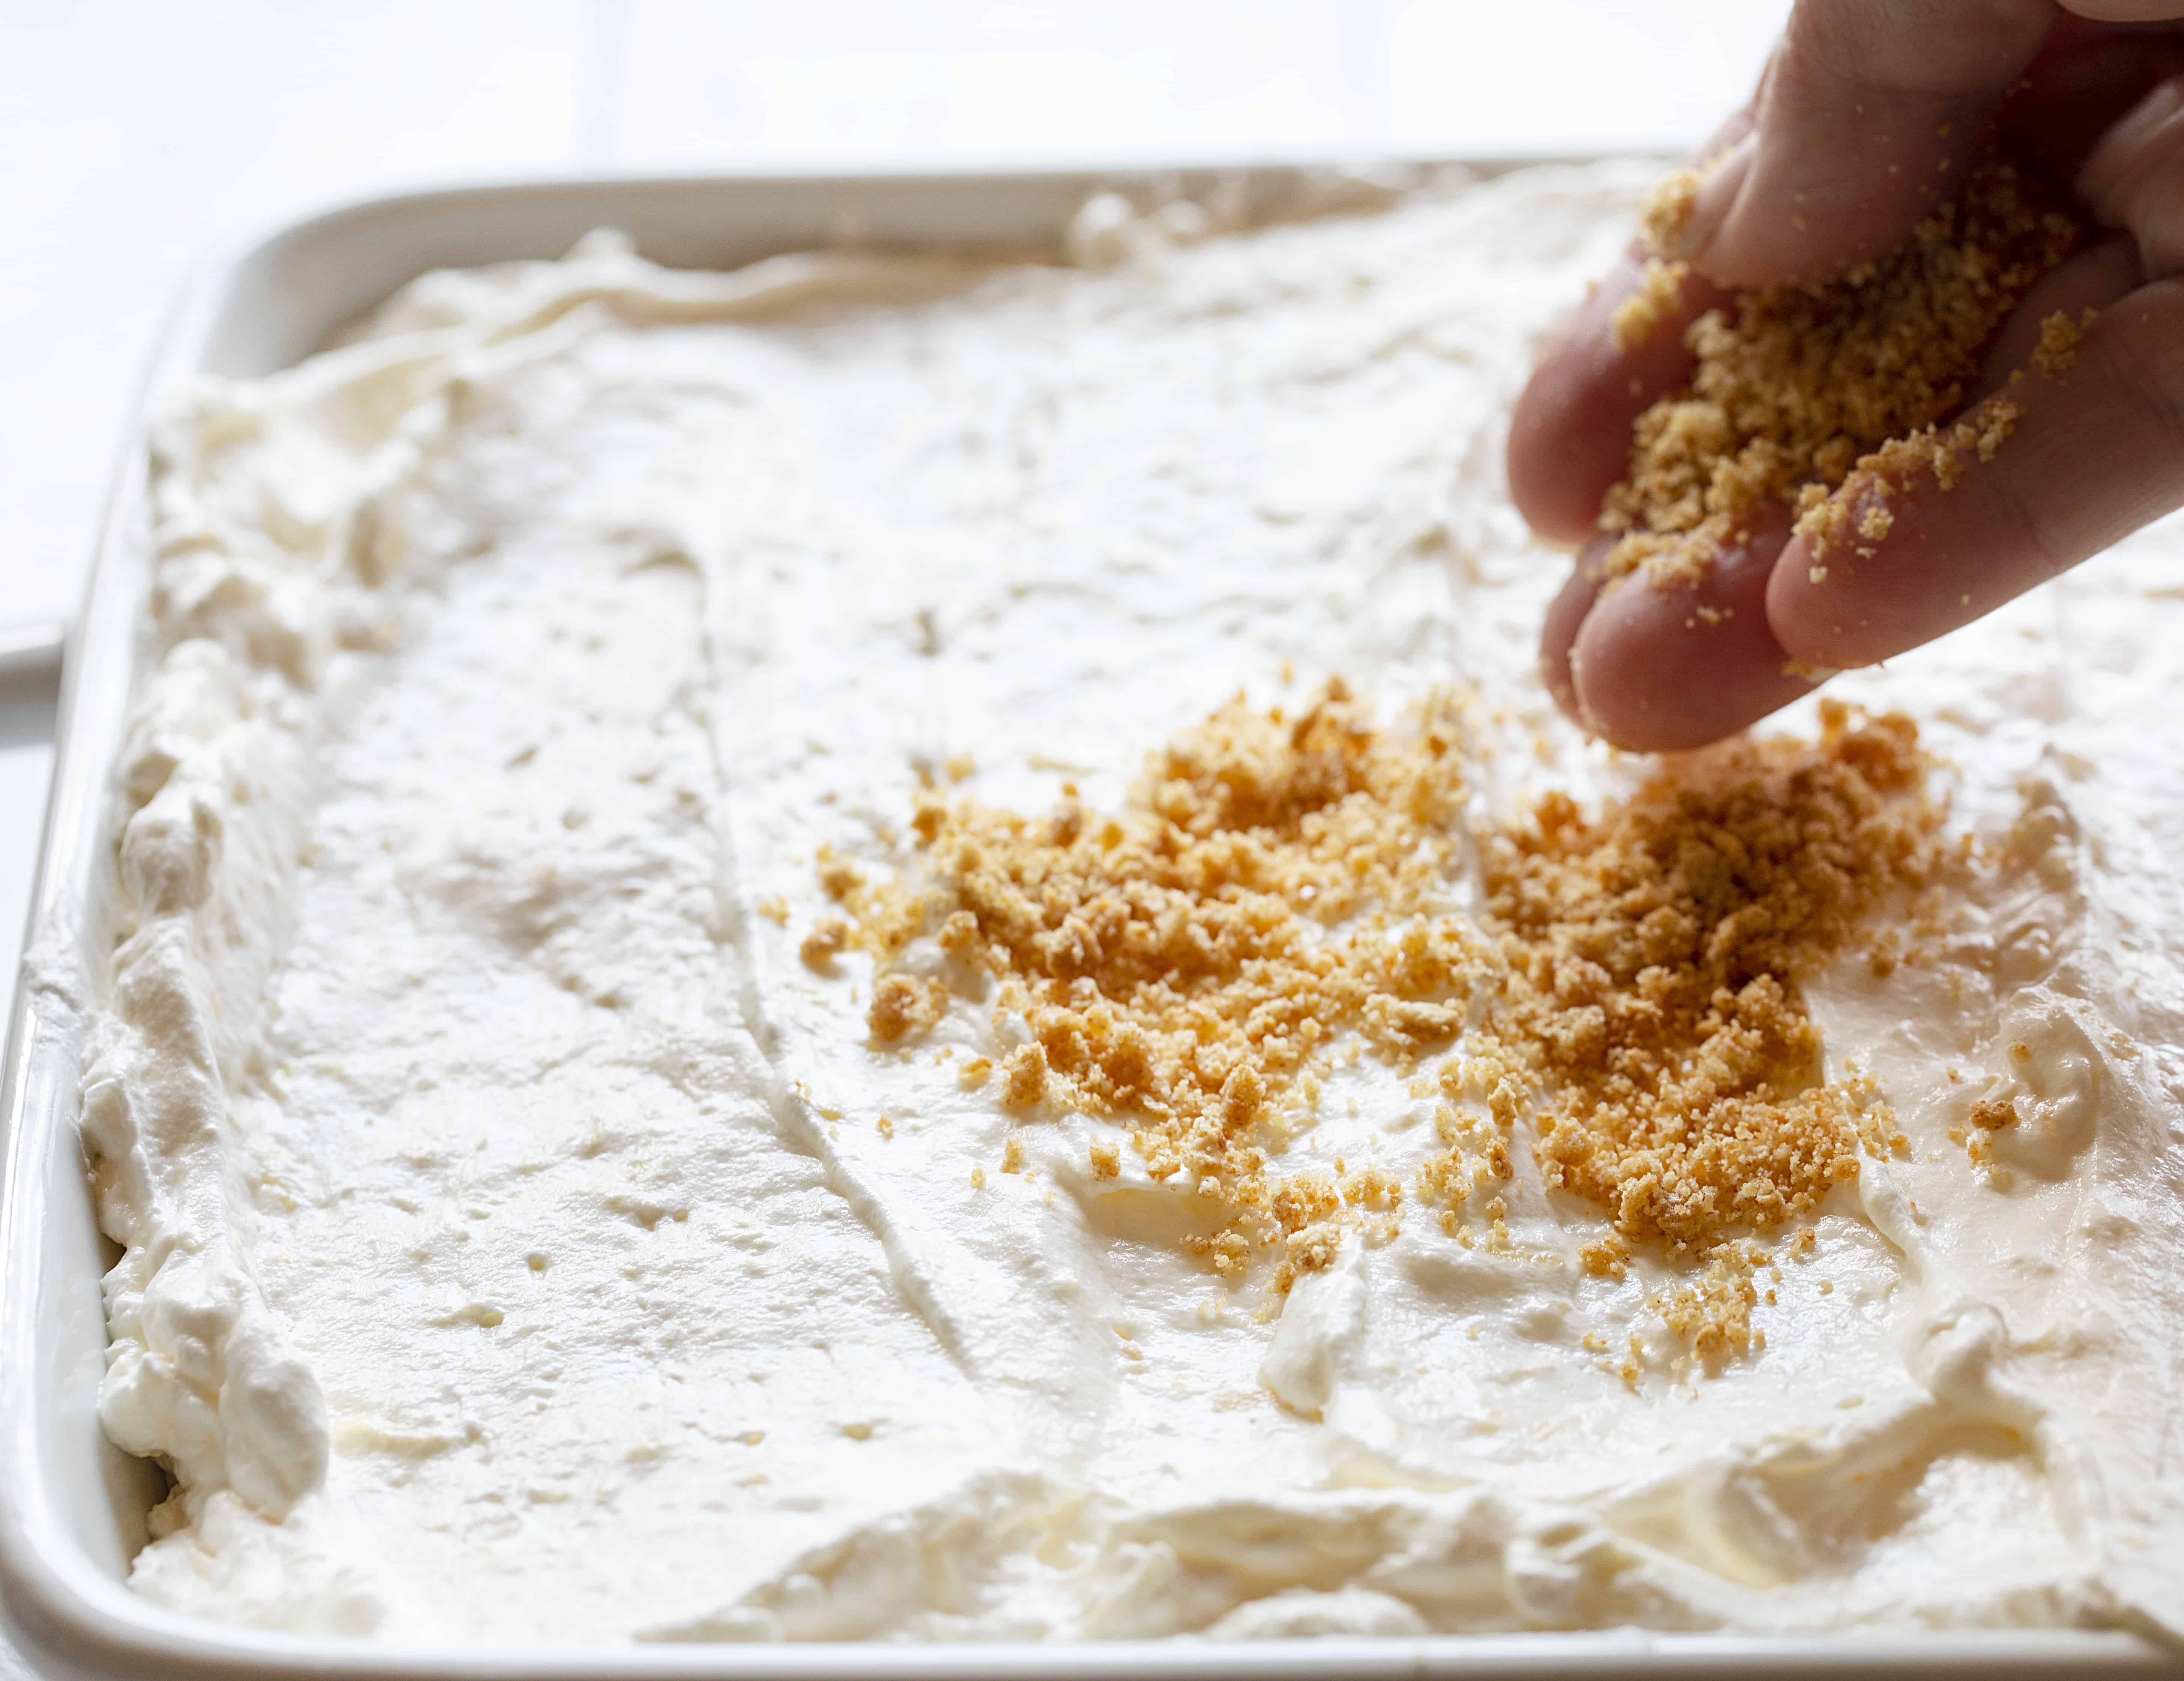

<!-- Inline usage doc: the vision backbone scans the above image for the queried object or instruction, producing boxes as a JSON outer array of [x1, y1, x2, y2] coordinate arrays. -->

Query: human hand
[[1510, 0, 2184, 751]]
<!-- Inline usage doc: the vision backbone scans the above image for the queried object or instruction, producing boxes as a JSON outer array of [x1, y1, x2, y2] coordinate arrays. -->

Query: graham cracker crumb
[[1579, 1234, 1631, 1278], [818, 851, 862, 899], [1472, 701, 1939, 1256], [1613, 259, 1691, 352], [1654, 1240, 1768, 1363], [833, 685, 1481, 1284], [958, 1055, 993, 1090], [2031, 307, 2092, 377], [868, 972, 947, 1042], [999, 1044, 1048, 1109], [824, 689, 1940, 1340], [1604, 160, 2084, 586], [800, 917, 850, 968], [1638, 168, 1703, 254]]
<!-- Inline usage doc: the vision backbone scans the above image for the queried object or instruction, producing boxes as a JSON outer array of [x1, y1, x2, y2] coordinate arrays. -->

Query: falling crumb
[[969, 1165, 986, 1190], [1602, 159, 2084, 587], [876, 1115, 894, 1139]]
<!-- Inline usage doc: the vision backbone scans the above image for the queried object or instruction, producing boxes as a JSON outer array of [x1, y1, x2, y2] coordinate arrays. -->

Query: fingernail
[[1652, 132, 1755, 262]]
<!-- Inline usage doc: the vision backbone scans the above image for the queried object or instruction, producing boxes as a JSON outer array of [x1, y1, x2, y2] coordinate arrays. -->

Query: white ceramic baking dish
[[0, 164, 2173, 1681]]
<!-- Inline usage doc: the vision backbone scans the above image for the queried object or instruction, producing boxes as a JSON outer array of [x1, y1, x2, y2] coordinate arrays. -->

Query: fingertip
[[1506, 371, 1607, 547], [1539, 538, 1611, 725], [1569, 518, 1819, 752], [1765, 527, 1900, 671], [1762, 532, 1842, 668]]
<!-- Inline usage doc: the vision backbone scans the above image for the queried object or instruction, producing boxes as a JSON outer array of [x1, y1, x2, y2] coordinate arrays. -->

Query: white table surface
[[0, 2, 1780, 1669]]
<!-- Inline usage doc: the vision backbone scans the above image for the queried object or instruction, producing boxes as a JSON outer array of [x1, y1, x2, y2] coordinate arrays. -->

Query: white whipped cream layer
[[81, 164, 2184, 1645]]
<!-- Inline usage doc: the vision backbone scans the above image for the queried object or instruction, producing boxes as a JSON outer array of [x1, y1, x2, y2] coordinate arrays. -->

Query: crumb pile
[[820, 690, 1943, 1320], [827, 684, 1479, 1283], [1602, 159, 2086, 586], [1477, 702, 1938, 1251]]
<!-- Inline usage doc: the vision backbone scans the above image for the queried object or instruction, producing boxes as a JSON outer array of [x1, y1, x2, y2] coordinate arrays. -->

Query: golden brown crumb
[[867, 973, 946, 1042], [1603, 160, 2085, 586], [2031, 307, 2093, 378], [817, 851, 862, 899], [998, 1044, 1048, 1110], [1653, 1241, 1767, 1363], [757, 895, 790, 925], [1089, 1139, 1121, 1178], [958, 1055, 994, 1090], [1578, 1234, 1631, 1278], [1638, 168, 1703, 254], [799, 917, 850, 968], [876, 1115, 894, 1139], [824, 689, 1940, 1337], [1612, 258, 1691, 352], [1479, 701, 1939, 1252], [832, 687, 1483, 1284]]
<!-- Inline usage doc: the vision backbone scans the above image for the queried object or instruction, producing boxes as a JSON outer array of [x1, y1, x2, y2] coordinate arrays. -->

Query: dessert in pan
[[83, 156, 2184, 1644]]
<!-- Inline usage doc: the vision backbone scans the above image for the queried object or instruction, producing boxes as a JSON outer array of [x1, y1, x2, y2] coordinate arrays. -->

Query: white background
[[0, 2, 1781, 1670]]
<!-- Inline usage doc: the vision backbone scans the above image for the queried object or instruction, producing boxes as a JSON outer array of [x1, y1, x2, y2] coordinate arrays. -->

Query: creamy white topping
[[83, 166, 2184, 1645]]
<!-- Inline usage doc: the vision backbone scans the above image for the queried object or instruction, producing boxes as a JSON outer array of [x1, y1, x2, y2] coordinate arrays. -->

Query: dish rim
[[0, 159, 2173, 1681]]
